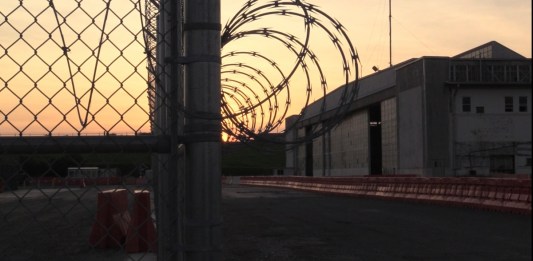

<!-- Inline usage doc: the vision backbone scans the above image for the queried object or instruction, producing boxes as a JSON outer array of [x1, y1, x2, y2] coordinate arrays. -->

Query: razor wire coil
[[0, 0, 360, 142], [219, 0, 361, 143]]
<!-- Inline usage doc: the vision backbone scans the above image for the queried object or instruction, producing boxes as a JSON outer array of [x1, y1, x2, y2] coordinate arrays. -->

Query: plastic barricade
[[125, 190, 157, 253], [89, 189, 130, 248], [238, 176, 531, 214]]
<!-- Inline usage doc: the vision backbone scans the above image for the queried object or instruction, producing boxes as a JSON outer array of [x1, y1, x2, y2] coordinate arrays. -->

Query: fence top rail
[[0, 135, 172, 154]]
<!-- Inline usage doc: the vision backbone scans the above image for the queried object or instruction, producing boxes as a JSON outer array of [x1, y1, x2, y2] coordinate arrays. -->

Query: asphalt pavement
[[222, 184, 532, 261], [0, 184, 530, 260]]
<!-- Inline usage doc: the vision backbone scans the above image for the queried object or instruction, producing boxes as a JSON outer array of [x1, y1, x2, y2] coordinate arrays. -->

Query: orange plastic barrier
[[89, 189, 131, 248], [125, 190, 157, 253], [239, 176, 531, 214], [29, 177, 141, 187]]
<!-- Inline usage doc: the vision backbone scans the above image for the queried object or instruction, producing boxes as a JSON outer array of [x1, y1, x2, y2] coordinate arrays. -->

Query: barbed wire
[[219, 0, 361, 143], [1, 0, 360, 143], [49, 0, 113, 128]]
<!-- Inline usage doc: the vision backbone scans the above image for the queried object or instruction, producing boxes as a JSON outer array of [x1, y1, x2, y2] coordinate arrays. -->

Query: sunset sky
[[223, 0, 532, 75], [222, 0, 532, 134], [0, 0, 531, 136]]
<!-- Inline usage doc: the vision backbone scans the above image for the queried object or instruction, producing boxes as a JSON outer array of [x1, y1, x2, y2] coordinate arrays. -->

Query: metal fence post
[[156, 0, 184, 259], [183, 0, 222, 260]]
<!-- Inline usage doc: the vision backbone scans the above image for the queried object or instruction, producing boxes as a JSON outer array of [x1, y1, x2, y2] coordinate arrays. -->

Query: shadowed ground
[[222, 185, 532, 261], [1, 184, 530, 260]]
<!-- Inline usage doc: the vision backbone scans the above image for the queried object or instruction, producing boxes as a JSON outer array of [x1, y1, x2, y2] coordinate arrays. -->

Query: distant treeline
[[0, 141, 284, 182], [0, 153, 151, 178], [222, 141, 285, 176]]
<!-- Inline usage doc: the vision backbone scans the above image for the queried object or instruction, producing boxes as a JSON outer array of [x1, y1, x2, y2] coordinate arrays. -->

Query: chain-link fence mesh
[[1, 0, 168, 260], [2, 0, 361, 259], [0, 0, 156, 135]]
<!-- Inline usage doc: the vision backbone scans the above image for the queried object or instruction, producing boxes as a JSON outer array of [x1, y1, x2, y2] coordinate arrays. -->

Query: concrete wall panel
[[328, 110, 369, 175], [381, 97, 398, 174], [398, 87, 424, 170]]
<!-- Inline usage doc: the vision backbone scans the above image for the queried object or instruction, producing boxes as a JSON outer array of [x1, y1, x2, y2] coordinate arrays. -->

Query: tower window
[[462, 97, 471, 112], [519, 96, 528, 112], [505, 96, 514, 112], [476, 106, 484, 114]]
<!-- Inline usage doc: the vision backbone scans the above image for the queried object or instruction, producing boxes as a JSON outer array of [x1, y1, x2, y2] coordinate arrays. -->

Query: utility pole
[[184, 0, 222, 260], [389, 0, 392, 67]]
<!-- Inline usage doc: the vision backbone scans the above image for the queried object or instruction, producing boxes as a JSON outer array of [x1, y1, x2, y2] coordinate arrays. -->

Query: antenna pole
[[389, 0, 392, 67]]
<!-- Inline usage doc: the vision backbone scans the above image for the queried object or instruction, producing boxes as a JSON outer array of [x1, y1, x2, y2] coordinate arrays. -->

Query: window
[[505, 96, 514, 112], [506, 65, 518, 82], [462, 97, 471, 112], [518, 65, 531, 82], [467, 64, 480, 82], [454, 65, 467, 81], [493, 65, 505, 82], [476, 106, 484, 114], [519, 96, 528, 112]]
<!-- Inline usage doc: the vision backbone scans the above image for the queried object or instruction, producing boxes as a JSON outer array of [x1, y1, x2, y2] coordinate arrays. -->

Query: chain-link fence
[[0, 0, 221, 260], [1, 0, 360, 260]]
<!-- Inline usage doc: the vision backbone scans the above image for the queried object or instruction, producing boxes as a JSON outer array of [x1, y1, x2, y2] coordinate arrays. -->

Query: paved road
[[222, 184, 532, 261], [0, 187, 132, 261], [0, 185, 531, 260]]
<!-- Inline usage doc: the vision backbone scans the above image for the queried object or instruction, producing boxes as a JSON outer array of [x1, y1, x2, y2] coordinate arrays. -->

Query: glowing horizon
[[1, 0, 531, 136]]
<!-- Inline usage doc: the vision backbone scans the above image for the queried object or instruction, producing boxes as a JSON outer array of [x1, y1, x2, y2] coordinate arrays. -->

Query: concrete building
[[285, 41, 531, 177]]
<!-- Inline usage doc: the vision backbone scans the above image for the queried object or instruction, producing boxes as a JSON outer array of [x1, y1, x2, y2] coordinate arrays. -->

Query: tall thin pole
[[156, 0, 182, 260], [389, 0, 392, 67], [184, 0, 222, 260]]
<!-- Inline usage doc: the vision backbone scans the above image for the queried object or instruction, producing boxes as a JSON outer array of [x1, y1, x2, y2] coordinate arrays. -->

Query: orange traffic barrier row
[[240, 176, 531, 214], [89, 189, 157, 253], [28, 177, 147, 187]]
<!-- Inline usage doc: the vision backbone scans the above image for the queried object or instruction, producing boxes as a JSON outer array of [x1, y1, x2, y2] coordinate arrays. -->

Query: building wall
[[313, 123, 324, 176], [297, 127, 306, 176], [327, 110, 369, 176], [424, 59, 452, 176], [515, 143, 532, 174], [285, 44, 531, 177], [453, 87, 532, 175], [293, 110, 369, 177], [397, 60, 425, 175], [454, 88, 531, 116], [284, 116, 299, 176], [381, 97, 398, 174]]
